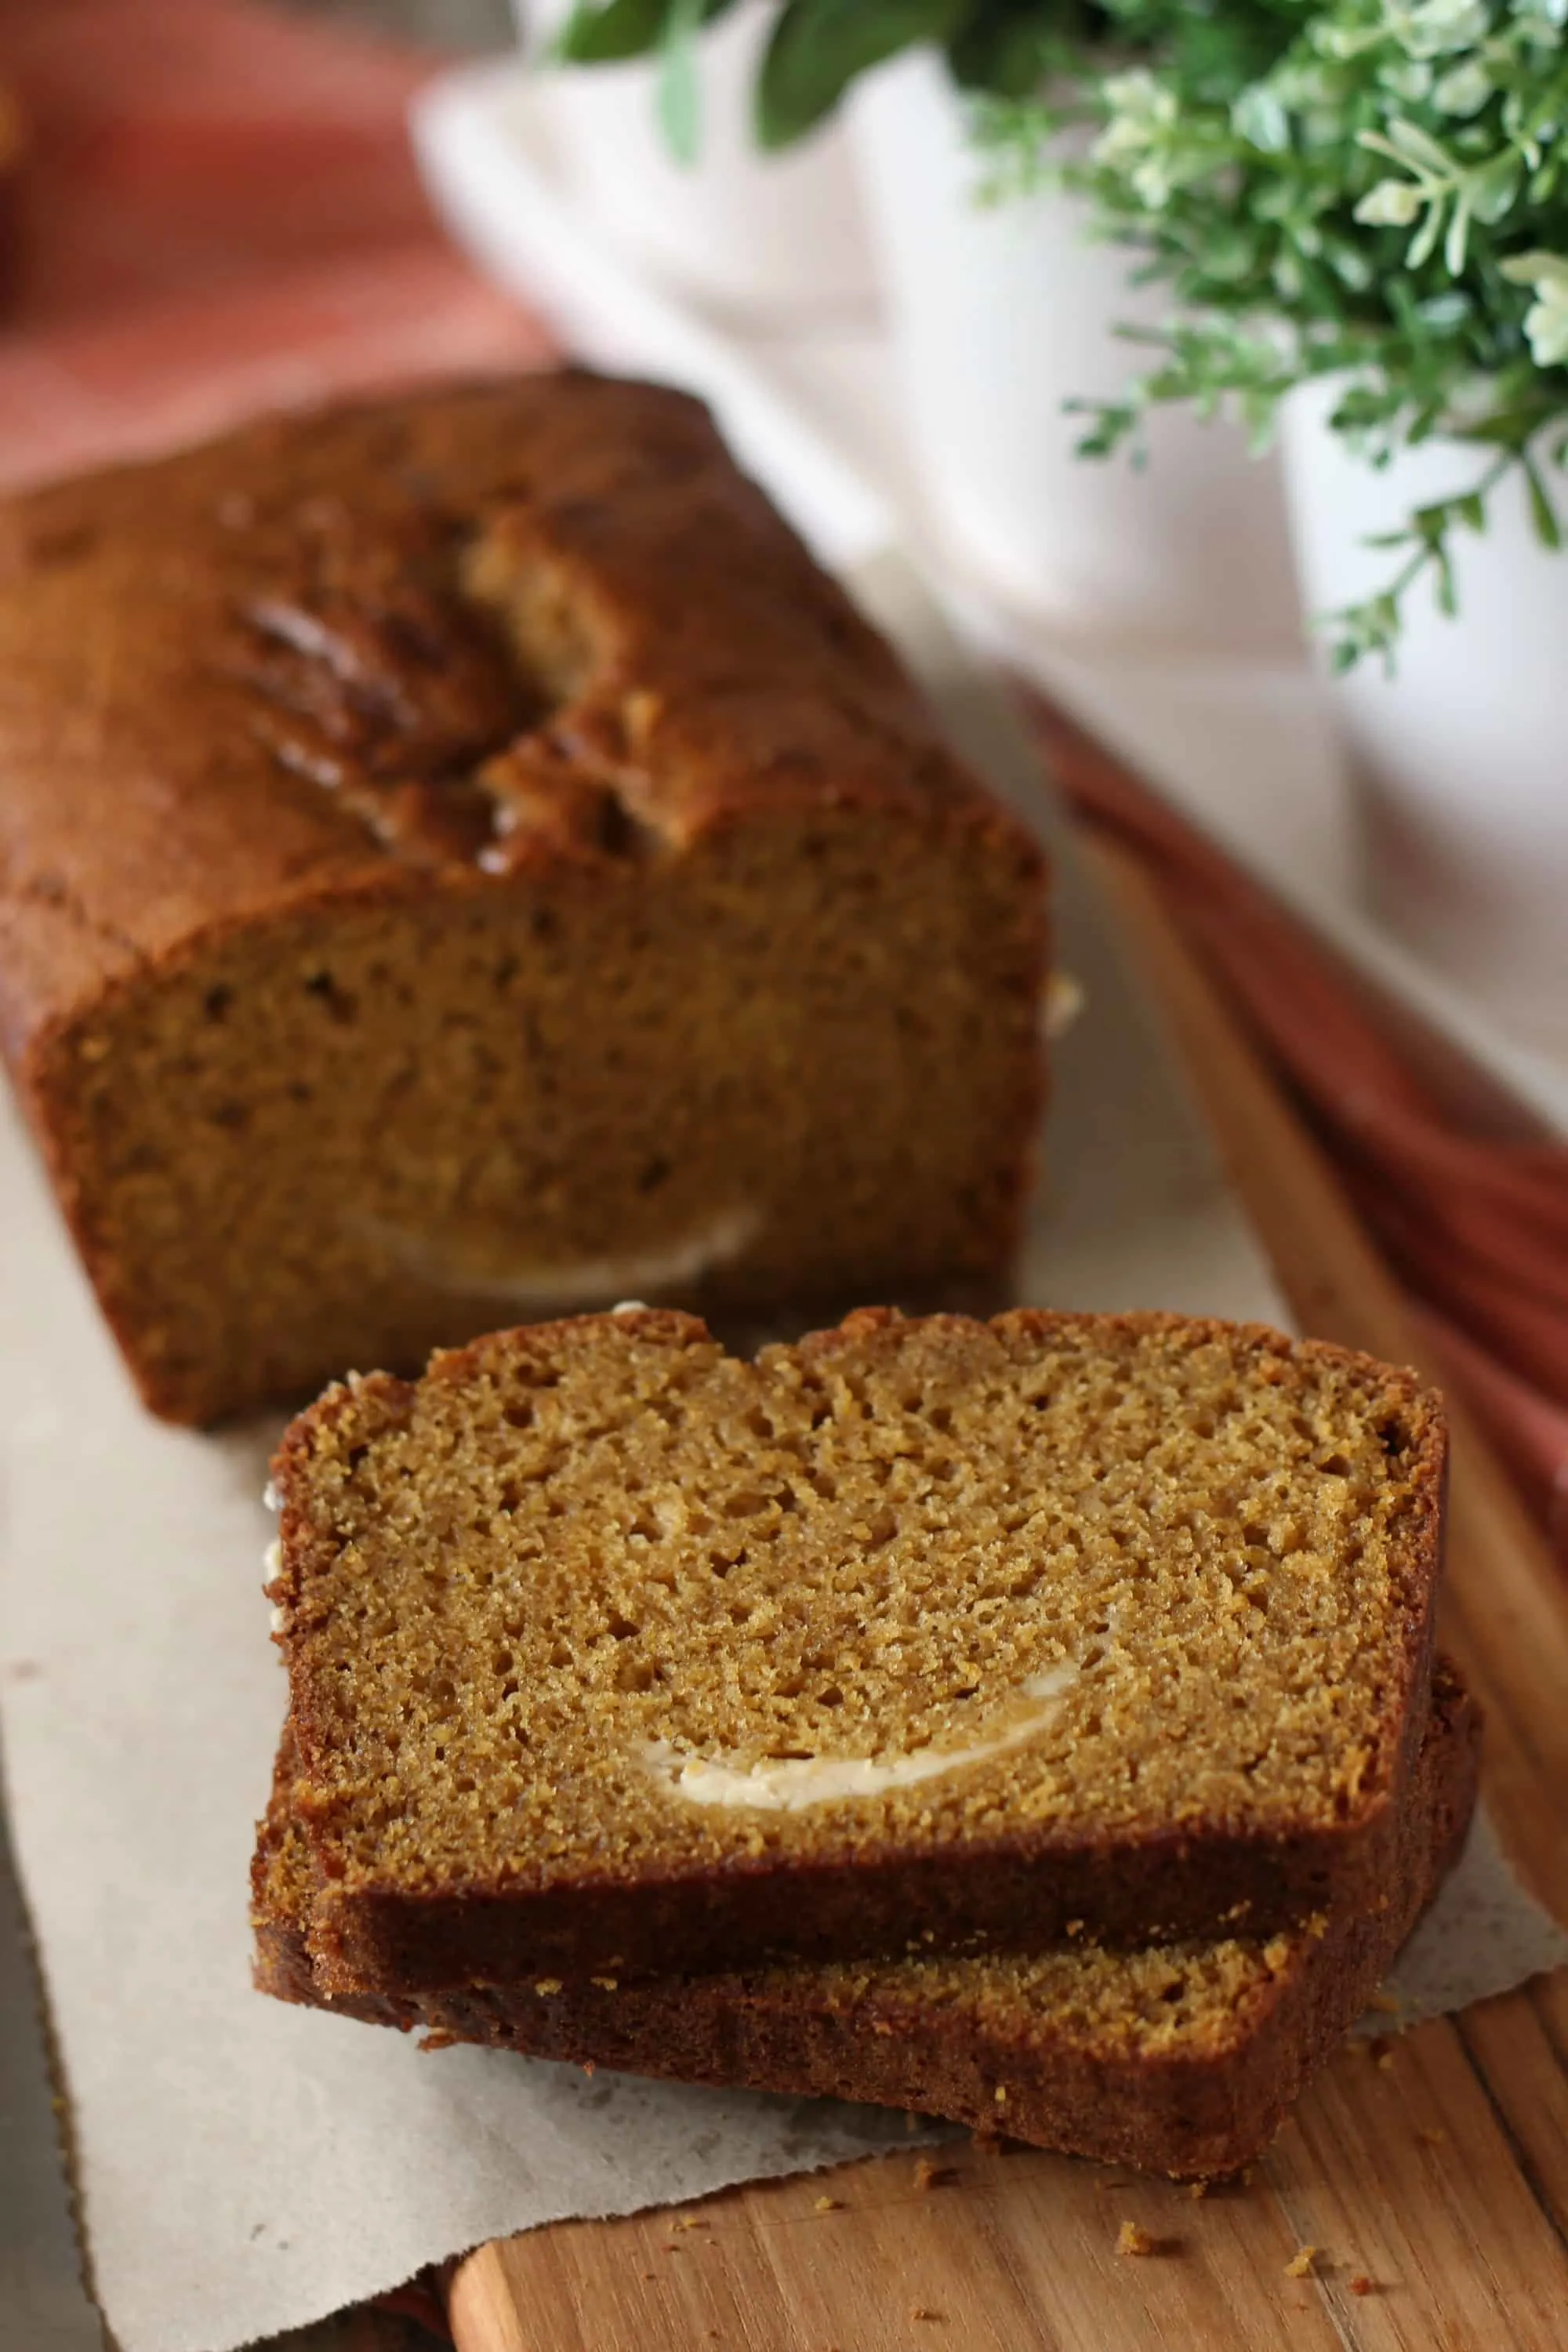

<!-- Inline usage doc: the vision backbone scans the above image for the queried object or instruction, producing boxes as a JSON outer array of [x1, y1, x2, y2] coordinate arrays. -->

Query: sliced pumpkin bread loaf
[[0, 374, 1047, 1424], [253, 1664, 1478, 2180], [268, 1305, 1446, 1989]]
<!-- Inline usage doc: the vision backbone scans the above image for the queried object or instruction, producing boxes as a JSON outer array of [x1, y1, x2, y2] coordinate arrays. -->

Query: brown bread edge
[[253, 1666, 1477, 2180]]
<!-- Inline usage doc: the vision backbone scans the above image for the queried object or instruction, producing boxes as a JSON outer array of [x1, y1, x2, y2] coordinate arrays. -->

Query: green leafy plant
[[552, 0, 1568, 661], [981, 0, 1568, 665], [554, 0, 1102, 157], [555, 0, 741, 160]]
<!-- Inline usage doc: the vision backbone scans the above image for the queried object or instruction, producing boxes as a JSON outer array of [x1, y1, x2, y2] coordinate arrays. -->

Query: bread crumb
[[909, 2307, 942, 2322], [1368, 2036, 1396, 2068], [1118, 2221, 1154, 2257], [674, 2215, 705, 2230], [1284, 2246, 1317, 2278], [533, 1979, 562, 1996], [580, 2062, 596, 2078], [1185, 2181, 1208, 2200], [1349, 2275, 1375, 2296], [813, 2195, 842, 2213], [1417, 2127, 1446, 2147], [590, 1976, 619, 1991], [872, 2020, 894, 2037], [913, 2156, 953, 2191], [993, 2085, 1008, 2105]]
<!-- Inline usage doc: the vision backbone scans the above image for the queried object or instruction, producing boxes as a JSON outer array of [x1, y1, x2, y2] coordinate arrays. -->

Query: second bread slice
[[270, 1306, 1446, 1991], [255, 1665, 1479, 2179]]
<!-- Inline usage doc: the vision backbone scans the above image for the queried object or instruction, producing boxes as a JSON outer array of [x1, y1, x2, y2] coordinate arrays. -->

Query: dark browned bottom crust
[[303, 1802, 1428, 2000], [253, 1668, 1477, 2180]]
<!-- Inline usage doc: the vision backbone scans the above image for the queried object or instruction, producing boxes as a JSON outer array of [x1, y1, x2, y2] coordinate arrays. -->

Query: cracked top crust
[[0, 372, 1035, 1072]]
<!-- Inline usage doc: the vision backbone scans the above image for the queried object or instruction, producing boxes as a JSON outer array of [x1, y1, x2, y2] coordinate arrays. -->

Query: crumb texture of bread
[[252, 1664, 1479, 2179], [0, 374, 1047, 1422], [269, 1305, 1446, 1986]]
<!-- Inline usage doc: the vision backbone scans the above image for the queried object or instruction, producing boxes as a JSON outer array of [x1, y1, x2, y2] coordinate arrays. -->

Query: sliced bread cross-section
[[268, 1305, 1447, 1990]]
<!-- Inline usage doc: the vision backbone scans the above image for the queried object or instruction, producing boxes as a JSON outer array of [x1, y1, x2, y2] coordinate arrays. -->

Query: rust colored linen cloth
[[0, 0, 549, 487]]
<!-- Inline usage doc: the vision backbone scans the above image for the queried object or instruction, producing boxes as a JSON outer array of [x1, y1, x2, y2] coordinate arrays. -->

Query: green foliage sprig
[[980, 0, 1568, 665]]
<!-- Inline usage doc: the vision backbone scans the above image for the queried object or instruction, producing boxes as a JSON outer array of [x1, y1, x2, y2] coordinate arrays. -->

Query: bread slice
[[269, 1305, 1446, 1990], [0, 374, 1047, 1424], [253, 1665, 1478, 2180]]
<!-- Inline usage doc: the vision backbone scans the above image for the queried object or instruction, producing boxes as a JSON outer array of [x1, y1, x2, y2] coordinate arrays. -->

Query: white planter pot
[[1279, 378, 1568, 1062], [518, 0, 876, 321], [848, 52, 1301, 656]]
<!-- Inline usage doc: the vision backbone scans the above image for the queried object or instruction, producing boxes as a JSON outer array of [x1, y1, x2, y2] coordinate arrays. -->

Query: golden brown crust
[[268, 1305, 1448, 1990], [0, 372, 1036, 1069], [252, 1665, 1479, 2179]]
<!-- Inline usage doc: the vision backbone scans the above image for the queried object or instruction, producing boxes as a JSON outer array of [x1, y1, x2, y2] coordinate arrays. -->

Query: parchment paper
[[2, 560, 1564, 2352]]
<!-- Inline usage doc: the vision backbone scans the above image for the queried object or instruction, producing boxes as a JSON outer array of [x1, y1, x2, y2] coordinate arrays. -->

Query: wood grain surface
[[444, 835, 1568, 2352]]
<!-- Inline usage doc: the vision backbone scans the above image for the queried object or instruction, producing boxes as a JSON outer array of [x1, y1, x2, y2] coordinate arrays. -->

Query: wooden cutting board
[[438, 837, 1568, 2352]]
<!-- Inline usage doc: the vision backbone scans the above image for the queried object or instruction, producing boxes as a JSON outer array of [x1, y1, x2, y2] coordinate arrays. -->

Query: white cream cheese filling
[[262, 1537, 287, 1633], [641, 1663, 1079, 1813], [1040, 970, 1086, 1044], [354, 1204, 760, 1308]]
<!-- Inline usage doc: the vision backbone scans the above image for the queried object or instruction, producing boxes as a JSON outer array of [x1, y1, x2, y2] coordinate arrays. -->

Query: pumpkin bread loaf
[[0, 374, 1047, 1423], [253, 1665, 1479, 2180], [267, 1305, 1447, 1990]]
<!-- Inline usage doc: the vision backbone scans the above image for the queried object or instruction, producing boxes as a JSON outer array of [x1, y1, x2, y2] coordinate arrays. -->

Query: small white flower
[[1355, 177, 1425, 226], [1381, 59, 1435, 102], [1432, 58, 1492, 114], [1094, 82, 1180, 201], [1503, 252, 1568, 367], [1272, 61, 1335, 111], [1094, 68, 1178, 167], [1130, 157, 1176, 208], [1102, 67, 1171, 118], [1392, 0, 1490, 60], [1232, 83, 1290, 154]]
